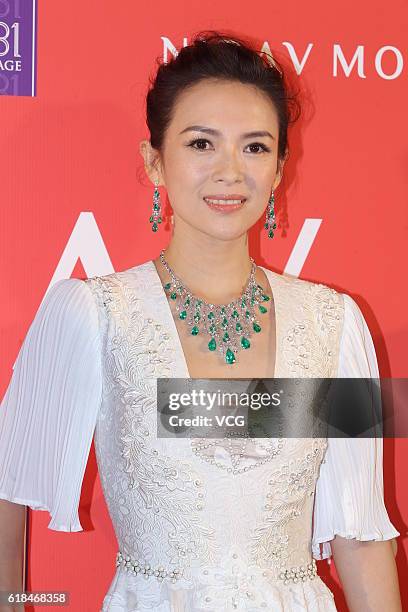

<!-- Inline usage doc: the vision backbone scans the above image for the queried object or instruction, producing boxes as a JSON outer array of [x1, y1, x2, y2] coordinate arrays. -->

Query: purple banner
[[0, 0, 37, 96]]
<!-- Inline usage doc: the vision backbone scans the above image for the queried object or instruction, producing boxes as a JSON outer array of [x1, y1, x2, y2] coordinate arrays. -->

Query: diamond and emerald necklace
[[159, 249, 270, 365]]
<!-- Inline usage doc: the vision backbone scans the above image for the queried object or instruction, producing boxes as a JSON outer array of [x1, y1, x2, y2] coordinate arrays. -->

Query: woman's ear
[[139, 140, 165, 186], [273, 158, 285, 190]]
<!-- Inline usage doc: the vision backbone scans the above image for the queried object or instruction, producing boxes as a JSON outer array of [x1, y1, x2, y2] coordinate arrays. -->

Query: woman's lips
[[203, 197, 246, 213]]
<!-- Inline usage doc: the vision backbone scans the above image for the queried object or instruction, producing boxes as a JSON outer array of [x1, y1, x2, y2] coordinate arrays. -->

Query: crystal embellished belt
[[116, 551, 183, 583], [278, 560, 318, 584], [116, 551, 318, 586]]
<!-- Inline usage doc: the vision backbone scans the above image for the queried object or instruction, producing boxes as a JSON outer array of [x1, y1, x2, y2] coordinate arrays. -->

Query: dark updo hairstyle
[[145, 30, 301, 168]]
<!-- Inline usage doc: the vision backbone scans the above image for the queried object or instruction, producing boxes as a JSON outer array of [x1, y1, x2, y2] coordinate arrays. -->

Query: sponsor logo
[[161, 37, 404, 80], [0, 0, 37, 96]]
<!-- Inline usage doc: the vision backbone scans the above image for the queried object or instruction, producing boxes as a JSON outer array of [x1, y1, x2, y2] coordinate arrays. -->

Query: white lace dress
[[0, 261, 399, 611]]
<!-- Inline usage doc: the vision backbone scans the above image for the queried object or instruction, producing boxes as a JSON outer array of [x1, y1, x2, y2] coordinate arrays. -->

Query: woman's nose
[[212, 151, 245, 182]]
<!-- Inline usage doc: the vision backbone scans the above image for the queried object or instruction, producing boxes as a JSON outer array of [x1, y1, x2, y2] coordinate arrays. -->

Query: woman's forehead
[[170, 81, 279, 130]]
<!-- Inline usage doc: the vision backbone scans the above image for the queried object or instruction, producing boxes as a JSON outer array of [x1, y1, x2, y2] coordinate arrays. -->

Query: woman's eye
[[246, 142, 271, 154], [187, 138, 211, 150], [186, 139, 271, 153]]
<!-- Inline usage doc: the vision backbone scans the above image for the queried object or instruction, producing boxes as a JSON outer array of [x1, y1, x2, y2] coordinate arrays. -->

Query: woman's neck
[[157, 236, 253, 305]]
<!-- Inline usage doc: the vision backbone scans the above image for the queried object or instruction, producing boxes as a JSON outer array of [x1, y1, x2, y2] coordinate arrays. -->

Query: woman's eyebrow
[[179, 125, 275, 140], [242, 130, 275, 140]]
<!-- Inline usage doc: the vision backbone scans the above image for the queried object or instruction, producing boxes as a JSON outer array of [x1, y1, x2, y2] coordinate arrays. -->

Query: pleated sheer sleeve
[[0, 278, 102, 532], [312, 293, 400, 560]]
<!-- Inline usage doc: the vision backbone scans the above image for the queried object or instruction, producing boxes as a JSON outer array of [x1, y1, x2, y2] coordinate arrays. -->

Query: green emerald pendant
[[225, 348, 236, 364], [208, 337, 216, 351], [241, 337, 250, 349]]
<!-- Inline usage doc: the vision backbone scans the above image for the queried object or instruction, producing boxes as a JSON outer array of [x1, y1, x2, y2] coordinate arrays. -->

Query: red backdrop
[[0, 0, 406, 610]]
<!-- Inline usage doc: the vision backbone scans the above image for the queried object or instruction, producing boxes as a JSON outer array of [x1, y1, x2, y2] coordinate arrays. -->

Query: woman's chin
[[199, 224, 248, 242]]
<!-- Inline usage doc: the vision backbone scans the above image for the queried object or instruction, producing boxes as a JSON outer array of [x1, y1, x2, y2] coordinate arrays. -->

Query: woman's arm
[[0, 279, 103, 533], [332, 535, 401, 611], [0, 499, 25, 612]]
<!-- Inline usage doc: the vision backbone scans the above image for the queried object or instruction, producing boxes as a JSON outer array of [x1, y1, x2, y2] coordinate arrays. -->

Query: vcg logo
[[0, 0, 37, 96]]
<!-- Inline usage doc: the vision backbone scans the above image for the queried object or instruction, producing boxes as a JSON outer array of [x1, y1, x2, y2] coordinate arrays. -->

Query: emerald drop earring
[[149, 178, 162, 232], [264, 190, 277, 238]]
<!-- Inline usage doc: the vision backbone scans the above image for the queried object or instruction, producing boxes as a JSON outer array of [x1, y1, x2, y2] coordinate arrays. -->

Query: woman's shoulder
[[82, 260, 158, 311], [33, 277, 99, 329], [260, 264, 344, 304], [85, 259, 153, 285]]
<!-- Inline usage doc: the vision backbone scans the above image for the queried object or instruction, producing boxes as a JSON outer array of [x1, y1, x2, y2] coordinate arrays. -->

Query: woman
[[0, 31, 401, 611]]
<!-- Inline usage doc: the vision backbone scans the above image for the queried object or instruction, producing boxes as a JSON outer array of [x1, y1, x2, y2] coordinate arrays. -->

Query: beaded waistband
[[116, 551, 318, 585], [279, 560, 318, 584], [116, 551, 183, 583]]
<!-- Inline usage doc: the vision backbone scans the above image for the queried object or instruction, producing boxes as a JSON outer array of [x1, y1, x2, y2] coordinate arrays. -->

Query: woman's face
[[142, 79, 284, 242]]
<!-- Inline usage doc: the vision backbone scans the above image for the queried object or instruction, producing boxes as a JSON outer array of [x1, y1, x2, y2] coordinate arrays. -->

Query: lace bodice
[[85, 262, 340, 610]]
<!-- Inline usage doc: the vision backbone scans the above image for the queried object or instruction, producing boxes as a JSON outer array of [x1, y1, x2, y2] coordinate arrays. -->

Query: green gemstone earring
[[149, 178, 162, 232], [264, 189, 277, 238]]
